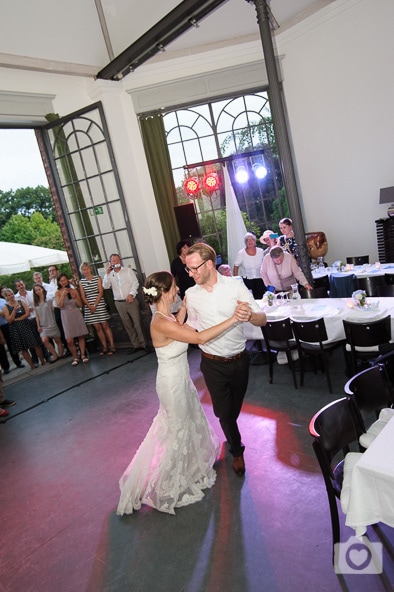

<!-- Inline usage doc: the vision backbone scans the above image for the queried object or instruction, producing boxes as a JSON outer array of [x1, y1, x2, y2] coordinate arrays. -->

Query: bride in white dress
[[116, 271, 243, 515]]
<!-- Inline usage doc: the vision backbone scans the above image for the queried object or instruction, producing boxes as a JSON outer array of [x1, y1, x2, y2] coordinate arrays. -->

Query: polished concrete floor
[[1, 344, 393, 592]]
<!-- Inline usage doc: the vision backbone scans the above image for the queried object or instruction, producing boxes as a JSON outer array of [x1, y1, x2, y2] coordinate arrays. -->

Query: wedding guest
[[15, 279, 50, 364], [170, 240, 195, 299], [55, 273, 89, 366], [260, 246, 312, 293], [33, 284, 64, 362], [79, 262, 115, 355], [260, 229, 279, 255], [32, 271, 50, 291], [47, 265, 69, 355], [103, 253, 151, 354], [279, 218, 298, 257], [2, 289, 46, 370], [233, 232, 265, 299], [0, 285, 25, 371]]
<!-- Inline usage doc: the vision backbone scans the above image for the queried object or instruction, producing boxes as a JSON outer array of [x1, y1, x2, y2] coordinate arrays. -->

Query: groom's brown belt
[[201, 349, 246, 363]]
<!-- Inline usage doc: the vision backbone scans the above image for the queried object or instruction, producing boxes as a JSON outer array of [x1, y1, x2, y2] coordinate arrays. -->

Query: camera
[[110, 265, 116, 270], [270, 233, 279, 239]]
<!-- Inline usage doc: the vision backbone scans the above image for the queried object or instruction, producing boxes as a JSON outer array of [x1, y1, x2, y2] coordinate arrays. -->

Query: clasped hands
[[234, 301, 253, 323]]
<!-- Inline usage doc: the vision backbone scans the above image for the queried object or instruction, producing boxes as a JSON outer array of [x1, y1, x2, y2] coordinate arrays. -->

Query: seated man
[[260, 246, 312, 293]]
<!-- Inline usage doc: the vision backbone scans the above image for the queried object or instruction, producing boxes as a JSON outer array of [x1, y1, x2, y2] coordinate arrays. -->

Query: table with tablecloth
[[340, 415, 394, 537], [243, 297, 394, 342], [312, 263, 394, 297]]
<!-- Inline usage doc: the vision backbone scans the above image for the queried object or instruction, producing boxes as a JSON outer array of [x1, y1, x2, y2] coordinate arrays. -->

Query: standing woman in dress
[[33, 283, 64, 362], [233, 232, 265, 299], [279, 218, 298, 258], [116, 271, 245, 516], [55, 273, 89, 366], [2, 289, 46, 369], [79, 262, 115, 355]]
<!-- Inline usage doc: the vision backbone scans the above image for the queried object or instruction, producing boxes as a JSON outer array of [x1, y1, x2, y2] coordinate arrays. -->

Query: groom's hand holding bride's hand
[[234, 301, 253, 323]]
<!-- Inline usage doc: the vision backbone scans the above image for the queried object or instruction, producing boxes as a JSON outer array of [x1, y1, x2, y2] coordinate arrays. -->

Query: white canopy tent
[[0, 242, 69, 275]]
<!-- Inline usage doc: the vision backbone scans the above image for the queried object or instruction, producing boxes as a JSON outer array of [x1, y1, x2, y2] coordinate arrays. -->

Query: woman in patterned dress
[[2, 289, 46, 369], [79, 262, 115, 355], [279, 218, 298, 258]]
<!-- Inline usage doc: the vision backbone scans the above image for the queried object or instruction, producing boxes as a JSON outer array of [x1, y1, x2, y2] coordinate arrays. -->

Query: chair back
[[291, 317, 328, 345], [262, 317, 293, 344], [385, 273, 394, 285], [346, 255, 369, 265], [309, 397, 364, 479], [342, 315, 391, 348], [376, 284, 394, 297], [354, 275, 386, 296], [299, 285, 328, 299], [344, 364, 394, 422]]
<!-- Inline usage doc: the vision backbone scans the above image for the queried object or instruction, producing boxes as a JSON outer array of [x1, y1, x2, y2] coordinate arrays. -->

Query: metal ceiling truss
[[96, 0, 228, 81]]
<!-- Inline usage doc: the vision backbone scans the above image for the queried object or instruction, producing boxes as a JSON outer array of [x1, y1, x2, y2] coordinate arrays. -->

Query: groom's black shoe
[[232, 454, 245, 476]]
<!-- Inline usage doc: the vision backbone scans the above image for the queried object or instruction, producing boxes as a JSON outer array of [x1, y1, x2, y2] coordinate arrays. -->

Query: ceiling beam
[[96, 0, 229, 81]]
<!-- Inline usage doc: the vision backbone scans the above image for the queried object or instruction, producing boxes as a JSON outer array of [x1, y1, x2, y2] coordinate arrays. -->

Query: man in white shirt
[[185, 243, 267, 476], [102, 253, 151, 353], [32, 271, 50, 291]]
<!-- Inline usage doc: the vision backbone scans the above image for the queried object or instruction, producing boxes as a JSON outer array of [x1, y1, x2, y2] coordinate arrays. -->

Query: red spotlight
[[203, 172, 220, 192], [183, 177, 200, 196]]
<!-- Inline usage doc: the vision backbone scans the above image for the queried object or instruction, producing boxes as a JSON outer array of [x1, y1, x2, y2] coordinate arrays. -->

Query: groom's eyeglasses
[[185, 260, 207, 274]]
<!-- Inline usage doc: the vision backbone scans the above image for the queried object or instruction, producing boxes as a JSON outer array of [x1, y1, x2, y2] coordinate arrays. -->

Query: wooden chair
[[342, 315, 391, 376], [308, 397, 364, 562], [346, 255, 369, 265], [291, 317, 345, 393], [261, 318, 298, 389]]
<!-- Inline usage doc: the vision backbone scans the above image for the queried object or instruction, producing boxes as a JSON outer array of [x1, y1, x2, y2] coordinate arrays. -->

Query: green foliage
[[0, 212, 64, 250], [0, 186, 54, 226], [0, 263, 71, 292]]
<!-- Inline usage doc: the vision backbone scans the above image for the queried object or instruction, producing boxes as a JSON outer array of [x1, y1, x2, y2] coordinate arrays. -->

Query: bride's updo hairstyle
[[143, 271, 174, 305]]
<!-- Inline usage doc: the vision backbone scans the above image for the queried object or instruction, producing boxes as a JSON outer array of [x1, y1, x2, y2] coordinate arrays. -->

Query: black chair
[[342, 315, 391, 376], [291, 318, 345, 393], [344, 364, 394, 428], [261, 318, 298, 389], [385, 273, 394, 285], [346, 255, 369, 265], [308, 397, 364, 561], [313, 274, 330, 292], [354, 275, 386, 297], [376, 284, 394, 297], [299, 285, 329, 299]]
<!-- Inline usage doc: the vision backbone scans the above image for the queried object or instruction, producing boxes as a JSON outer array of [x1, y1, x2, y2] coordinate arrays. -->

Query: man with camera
[[103, 253, 151, 354]]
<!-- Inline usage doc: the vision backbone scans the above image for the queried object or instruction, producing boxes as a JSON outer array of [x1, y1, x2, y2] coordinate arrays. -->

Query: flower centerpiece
[[263, 291, 275, 307], [352, 289, 367, 308]]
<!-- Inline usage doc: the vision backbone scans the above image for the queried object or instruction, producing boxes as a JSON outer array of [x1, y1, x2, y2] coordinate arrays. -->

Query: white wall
[[277, 0, 394, 263]]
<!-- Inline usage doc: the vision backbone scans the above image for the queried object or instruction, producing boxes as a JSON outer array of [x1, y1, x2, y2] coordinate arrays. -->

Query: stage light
[[183, 177, 200, 196], [235, 166, 249, 184], [253, 163, 268, 179], [203, 172, 220, 191]]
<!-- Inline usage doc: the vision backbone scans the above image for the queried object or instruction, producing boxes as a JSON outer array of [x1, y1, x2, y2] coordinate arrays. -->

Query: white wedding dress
[[116, 340, 220, 515]]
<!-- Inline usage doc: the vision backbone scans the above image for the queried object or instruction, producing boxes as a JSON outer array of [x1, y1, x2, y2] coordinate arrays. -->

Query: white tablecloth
[[243, 297, 394, 342], [312, 262, 394, 281], [341, 415, 394, 536]]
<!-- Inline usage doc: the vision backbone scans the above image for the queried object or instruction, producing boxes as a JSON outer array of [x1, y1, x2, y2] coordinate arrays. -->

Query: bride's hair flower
[[143, 286, 158, 296]]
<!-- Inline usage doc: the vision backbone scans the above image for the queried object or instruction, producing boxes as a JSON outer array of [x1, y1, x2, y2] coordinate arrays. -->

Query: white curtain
[[224, 164, 247, 270]]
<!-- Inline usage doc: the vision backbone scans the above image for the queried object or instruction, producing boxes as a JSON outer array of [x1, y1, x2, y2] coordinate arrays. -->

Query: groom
[[185, 243, 266, 476]]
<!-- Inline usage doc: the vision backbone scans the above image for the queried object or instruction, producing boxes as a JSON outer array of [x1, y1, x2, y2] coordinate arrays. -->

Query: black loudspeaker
[[174, 203, 201, 239]]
